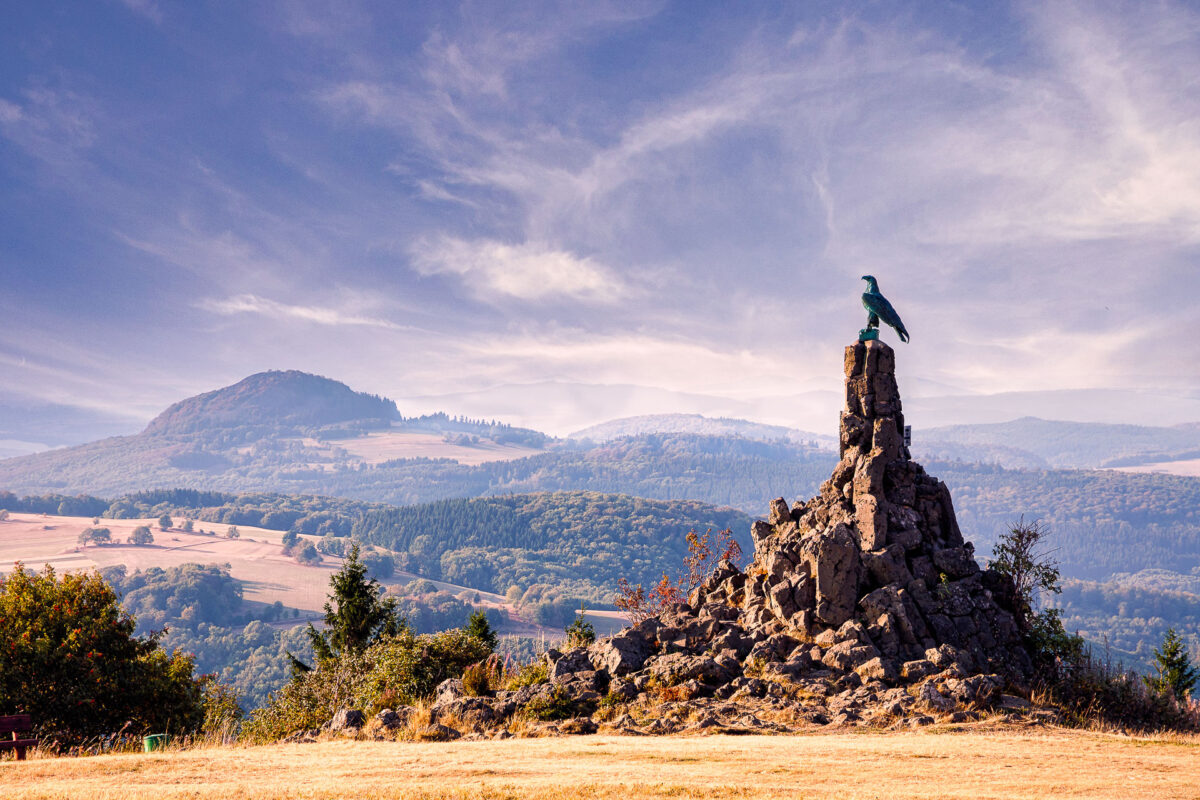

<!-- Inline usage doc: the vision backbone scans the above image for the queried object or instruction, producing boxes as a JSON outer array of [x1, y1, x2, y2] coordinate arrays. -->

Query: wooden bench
[[0, 714, 37, 760]]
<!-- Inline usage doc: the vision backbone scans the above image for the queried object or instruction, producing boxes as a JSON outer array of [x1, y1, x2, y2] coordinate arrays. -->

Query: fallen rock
[[329, 708, 364, 733]]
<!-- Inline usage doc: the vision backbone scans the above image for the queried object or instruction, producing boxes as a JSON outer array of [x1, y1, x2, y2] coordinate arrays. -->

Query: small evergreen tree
[[304, 544, 401, 663], [564, 604, 596, 648], [465, 609, 498, 651], [1145, 628, 1199, 701]]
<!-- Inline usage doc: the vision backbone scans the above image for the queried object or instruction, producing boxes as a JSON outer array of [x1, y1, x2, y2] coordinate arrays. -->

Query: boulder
[[648, 653, 731, 686], [589, 634, 652, 676], [329, 708, 364, 733], [415, 723, 461, 742], [433, 679, 465, 706]]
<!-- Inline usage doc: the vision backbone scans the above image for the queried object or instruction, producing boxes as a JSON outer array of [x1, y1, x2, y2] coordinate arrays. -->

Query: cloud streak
[[198, 294, 409, 330]]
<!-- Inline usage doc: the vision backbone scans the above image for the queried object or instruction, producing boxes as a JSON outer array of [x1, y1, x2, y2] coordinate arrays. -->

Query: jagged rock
[[373, 708, 410, 730], [548, 648, 593, 682], [821, 640, 880, 671], [329, 708, 364, 733], [917, 681, 956, 712], [432, 696, 501, 730], [415, 723, 461, 742], [942, 674, 1003, 708], [648, 653, 731, 686], [901, 659, 937, 681], [433, 679, 465, 706], [856, 656, 899, 683]]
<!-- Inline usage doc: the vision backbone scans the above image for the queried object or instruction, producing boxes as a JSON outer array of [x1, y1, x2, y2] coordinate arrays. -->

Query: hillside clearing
[[4, 730, 1198, 799], [1112, 457, 1200, 478], [303, 431, 545, 466]]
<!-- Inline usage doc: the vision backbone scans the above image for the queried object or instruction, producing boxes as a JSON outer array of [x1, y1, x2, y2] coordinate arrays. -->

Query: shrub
[[0, 563, 207, 748], [158, 514, 173, 531], [615, 528, 742, 624], [462, 655, 503, 697], [129, 525, 154, 545], [244, 628, 492, 742], [522, 686, 593, 721], [503, 661, 548, 691]]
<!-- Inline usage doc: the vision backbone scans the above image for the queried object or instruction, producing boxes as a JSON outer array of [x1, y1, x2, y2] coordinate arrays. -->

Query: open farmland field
[[0, 512, 344, 613], [0, 513, 624, 634], [1113, 457, 1200, 478], [4, 729, 1199, 800], [303, 431, 546, 466]]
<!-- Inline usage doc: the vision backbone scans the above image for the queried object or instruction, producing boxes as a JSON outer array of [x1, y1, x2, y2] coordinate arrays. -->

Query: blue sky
[[2, 1, 1199, 434]]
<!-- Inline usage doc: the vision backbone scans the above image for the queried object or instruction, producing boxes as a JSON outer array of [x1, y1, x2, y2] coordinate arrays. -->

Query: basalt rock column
[[745, 339, 1032, 679]]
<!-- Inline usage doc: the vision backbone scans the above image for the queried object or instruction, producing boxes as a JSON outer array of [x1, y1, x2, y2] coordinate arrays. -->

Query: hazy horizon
[[3, 1, 1199, 439]]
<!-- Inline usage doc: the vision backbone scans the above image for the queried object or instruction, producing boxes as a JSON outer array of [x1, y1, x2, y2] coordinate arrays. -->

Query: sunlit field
[[4, 729, 1199, 800]]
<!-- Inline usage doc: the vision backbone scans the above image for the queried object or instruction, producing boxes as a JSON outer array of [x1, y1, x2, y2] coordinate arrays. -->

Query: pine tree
[[305, 543, 402, 663], [465, 609, 498, 651], [1145, 628, 1199, 701]]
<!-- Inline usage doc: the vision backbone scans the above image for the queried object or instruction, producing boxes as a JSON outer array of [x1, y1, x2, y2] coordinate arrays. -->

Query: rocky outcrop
[[333, 340, 1042, 738]]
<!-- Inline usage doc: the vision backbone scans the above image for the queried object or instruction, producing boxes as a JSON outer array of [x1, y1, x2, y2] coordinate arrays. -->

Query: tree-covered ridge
[[350, 491, 752, 599], [919, 417, 1200, 469], [935, 461, 1200, 580]]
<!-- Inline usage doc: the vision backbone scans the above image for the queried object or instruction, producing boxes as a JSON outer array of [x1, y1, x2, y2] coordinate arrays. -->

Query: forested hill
[[144, 370, 399, 436], [917, 417, 1200, 469]]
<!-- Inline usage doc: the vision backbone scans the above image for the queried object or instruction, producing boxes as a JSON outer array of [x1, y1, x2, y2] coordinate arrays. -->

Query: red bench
[[0, 715, 37, 760]]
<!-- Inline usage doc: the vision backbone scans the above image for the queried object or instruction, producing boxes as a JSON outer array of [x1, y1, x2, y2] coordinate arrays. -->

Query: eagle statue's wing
[[863, 291, 910, 343]]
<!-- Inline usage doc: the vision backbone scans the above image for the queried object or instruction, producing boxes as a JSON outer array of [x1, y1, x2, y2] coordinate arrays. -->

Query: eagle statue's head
[[860, 275, 879, 292]]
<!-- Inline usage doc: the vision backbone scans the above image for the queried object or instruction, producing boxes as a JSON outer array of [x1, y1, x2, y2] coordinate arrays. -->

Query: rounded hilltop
[[143, 370, 399, 437]]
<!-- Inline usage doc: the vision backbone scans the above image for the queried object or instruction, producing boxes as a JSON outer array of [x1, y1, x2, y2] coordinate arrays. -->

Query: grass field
[[3, 729, 1198, 799]]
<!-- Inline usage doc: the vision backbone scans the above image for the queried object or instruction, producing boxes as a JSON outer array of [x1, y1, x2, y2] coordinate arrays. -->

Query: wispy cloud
[[117, 0, 163, 24], [198, 294, 409, 330], [409, 236, 627, 303]]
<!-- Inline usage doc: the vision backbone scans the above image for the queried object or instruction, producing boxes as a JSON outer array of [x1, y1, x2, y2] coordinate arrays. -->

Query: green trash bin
[[143, 734, 169, 753]]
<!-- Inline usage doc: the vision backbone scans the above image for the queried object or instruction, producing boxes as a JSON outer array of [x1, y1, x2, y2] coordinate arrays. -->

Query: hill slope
[[144, 370, 399, 436]]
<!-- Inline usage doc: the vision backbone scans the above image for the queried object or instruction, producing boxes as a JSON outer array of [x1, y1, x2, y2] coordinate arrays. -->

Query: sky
[[2, 0, 1199, 436]]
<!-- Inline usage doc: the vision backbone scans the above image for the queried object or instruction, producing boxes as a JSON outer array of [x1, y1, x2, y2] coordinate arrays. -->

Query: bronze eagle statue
[[860, 275, 909, 343]]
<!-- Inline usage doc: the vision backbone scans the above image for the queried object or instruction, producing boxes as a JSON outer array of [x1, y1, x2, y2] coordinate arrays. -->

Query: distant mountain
[[914, 417, 1200, 469], [144, 370, 399, 436], [569, 413, 834, 448]]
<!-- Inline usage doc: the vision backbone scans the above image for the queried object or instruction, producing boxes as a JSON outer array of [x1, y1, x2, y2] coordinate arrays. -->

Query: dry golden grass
[[4, 729, 1198, 800]]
